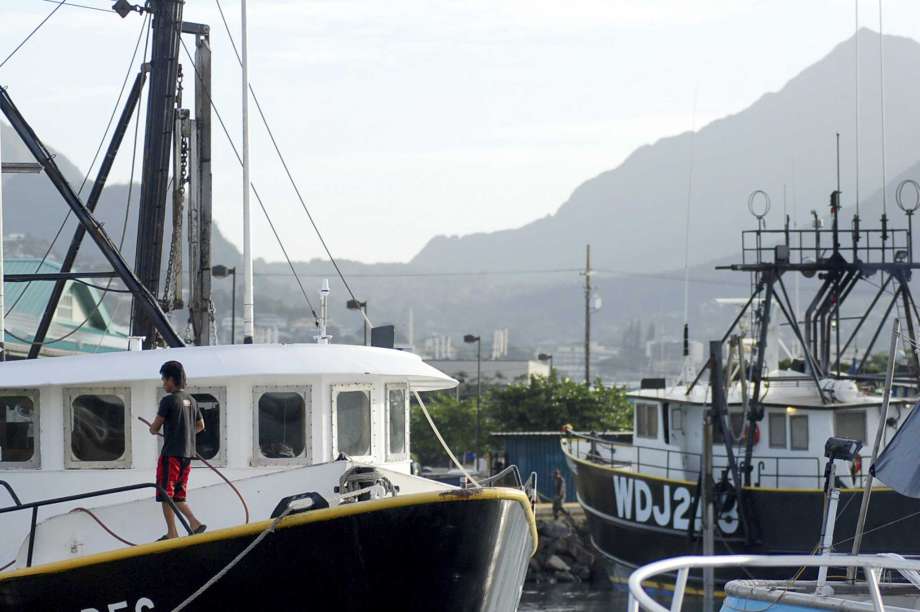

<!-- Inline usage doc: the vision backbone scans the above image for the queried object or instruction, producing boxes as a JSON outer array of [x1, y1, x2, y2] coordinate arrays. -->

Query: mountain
[[3, 29, 920, 362], [412, 29, 920, 273]]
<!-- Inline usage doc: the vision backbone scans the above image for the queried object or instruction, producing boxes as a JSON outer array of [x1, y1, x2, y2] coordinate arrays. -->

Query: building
[[425, 359, 549, 383], [3, 259, 129, 357]]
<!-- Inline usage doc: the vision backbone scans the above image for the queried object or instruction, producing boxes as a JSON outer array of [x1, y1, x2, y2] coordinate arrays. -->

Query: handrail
[[627, 554, 920, 612], [563, 435, 825, 488], [0, 482, 190, 568], [473, 464, 524, 489], [0, 480, 21, 506]]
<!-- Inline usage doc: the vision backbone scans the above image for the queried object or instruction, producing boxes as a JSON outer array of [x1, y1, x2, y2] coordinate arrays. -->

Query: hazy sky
[[3, 0, 920, 264]]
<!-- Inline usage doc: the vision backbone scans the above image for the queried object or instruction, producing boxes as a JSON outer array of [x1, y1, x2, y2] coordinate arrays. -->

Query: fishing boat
[[562, 178, 920, 583], [0, 1, 537, 609], [0, 342, 537, 610]]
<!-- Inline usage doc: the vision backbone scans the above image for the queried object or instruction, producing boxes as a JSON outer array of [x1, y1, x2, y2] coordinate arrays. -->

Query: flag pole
[[849, 318, 900, 575]]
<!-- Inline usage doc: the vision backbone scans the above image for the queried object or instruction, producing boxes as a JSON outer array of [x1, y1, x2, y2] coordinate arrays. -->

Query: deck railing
[[563, 433, 825, 488], [0, 480, 190, 568], [627, 553, 920, 612]]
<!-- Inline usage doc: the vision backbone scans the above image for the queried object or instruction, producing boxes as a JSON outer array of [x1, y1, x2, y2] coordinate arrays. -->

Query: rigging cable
[[5, 14, 151, 347], [0, 1, 67, 70], [36, 0, 111, 13], [177, 37, 320, 326], [4, 12, 149, 319], [213, 0, 372, 329]]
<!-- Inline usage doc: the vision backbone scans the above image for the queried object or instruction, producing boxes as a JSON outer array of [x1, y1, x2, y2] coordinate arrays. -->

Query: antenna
[[682, 86, 698, 366], [241, 0, 255, 344]]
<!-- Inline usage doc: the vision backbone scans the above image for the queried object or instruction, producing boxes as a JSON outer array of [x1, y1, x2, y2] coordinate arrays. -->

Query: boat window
[[66, 388, 131, 467], [671, 407, 683, 432], [662, 403, 670, 444], [768, 413, 787, 448], [834, 411, 867, 443], [0, 391, 39, 467], [729, 412, 745, 439], [790, 414, 809, 450], [635, 403, 658, 439], [387, 386, 407, 459], [193, 393, 221, 461], [336, 390, 372, 457], [258, 392, 306, 459]]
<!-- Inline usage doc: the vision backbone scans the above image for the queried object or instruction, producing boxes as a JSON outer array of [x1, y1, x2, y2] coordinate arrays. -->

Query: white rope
[[412, 389, 480, 487], [171, 505, 294, 611]]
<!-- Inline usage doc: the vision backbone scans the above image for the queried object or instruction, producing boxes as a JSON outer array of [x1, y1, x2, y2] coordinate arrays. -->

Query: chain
[[208, 299, 218, 345]]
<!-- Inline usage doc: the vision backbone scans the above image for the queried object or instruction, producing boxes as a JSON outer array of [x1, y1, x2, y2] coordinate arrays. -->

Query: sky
[[3, 0, 920, 264]]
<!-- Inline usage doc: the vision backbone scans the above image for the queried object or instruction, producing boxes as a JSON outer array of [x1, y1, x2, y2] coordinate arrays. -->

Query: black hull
[[567, 453, 920, 583], [0, 489, 536, 612]]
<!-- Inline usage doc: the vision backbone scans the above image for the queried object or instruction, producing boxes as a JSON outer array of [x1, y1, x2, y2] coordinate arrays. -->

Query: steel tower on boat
[[0, 2, 537, 610], [562, 171, 920, 582]]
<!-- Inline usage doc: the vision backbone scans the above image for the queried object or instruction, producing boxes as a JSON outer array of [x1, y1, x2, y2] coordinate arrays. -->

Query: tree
[[410, 394, 486, 467], [487, 372, 632, 432]]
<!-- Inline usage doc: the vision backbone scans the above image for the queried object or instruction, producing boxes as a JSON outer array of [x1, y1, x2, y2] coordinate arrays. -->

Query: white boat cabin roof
[[0, 343, 457, 390], [627, 372, 914, 410]]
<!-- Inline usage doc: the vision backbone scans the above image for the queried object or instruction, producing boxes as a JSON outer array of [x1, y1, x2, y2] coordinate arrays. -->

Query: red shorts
[[156, 455, 192, 502]]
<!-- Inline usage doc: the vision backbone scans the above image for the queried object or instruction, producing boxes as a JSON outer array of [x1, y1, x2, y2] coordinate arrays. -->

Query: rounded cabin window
[[336, 390, 371, 457], [0, 395, 36, 463], [71, 394, 126, 462], [258, 392, 306, 459]]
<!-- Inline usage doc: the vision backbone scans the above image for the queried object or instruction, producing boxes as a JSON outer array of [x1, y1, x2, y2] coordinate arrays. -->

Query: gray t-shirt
[[158, 391, 201, 458]]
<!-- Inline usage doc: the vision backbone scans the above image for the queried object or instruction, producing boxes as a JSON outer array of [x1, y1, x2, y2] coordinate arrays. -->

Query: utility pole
[[583, 244, 592, 385]]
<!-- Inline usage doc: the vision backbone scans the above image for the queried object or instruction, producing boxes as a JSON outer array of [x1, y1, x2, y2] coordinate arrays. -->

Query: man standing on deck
[[148, 360, 207, 540]]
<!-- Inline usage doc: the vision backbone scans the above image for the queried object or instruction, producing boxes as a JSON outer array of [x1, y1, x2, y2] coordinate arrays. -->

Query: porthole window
[[386, 386, 408, 460], [65, 388, 131, 468], [252, 386, 311, 465], [0, 390, 40, 468]]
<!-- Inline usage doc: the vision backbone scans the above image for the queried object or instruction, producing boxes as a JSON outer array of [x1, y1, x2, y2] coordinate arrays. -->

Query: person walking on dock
[[552, 469, 570, 520], [149, 360, 207, 540]]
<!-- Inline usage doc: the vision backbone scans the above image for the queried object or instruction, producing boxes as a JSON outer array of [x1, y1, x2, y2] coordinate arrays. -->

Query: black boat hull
[[0, 488, 536, 612], [566, 452, 920, 582]]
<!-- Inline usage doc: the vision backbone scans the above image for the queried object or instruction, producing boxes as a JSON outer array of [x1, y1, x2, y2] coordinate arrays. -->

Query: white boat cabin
[[613, 374, 914, 489], [0, 342, 456, 562], [0, 342, 454, 476]]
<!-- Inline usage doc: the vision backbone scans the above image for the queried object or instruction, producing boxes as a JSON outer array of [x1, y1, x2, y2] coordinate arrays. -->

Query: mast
[[241, 0, 255, 344], [131, 0, 184, 348]]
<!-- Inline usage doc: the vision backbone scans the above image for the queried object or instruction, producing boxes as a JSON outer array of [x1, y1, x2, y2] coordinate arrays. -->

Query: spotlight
[[112, 0, 140, 18]]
